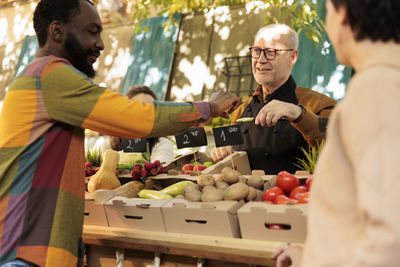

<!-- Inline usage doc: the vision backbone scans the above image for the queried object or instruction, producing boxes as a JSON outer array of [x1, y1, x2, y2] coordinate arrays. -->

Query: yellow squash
[[138, 189, 173, 199], [87, 149, 121, 192]]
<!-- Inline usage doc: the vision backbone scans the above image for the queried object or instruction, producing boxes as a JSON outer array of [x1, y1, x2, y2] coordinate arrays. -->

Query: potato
[[247, 175, 264, 190], [197, 174, 215, 187], [201, 189, 224, 202], [246, 186, 257, 201], [221, 167, 239, 184], [223, 182, 249, 201], [214, 174, 223, 183], [174, 194, 185, 199], [183, 183, 200, 193], [255, 189, 263, 201], [263, 176, 276, 191], [215, 180, 229, 191], [184, 189, 201, 202], [251, 170, 265, 176], [202, 185, 216, 192], [238, 175, 247, 184]]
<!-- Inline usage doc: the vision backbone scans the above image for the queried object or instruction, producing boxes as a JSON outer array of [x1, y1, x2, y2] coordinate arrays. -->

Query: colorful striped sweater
[[0, 56, 207, 266]]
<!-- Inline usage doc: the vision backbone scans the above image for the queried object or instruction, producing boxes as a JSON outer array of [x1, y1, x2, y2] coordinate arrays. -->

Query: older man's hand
[[209, 91, 241, 118], [255, 100, 303, 127]]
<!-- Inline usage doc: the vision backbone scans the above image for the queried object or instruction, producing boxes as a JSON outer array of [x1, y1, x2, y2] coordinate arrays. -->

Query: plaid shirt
[[0, 56, 205, 266]]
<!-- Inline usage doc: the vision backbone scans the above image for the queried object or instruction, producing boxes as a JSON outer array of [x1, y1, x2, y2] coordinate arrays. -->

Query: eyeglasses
[[249, 47, 294, 60]]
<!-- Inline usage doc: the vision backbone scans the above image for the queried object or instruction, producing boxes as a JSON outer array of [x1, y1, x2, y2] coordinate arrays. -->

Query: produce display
[[167, 160, 214, 175], [85, 149, 312, 205], [84, 146, 312, 247], [261, 171, 313, 204], [122, 167, 267, 202], [84, 146, 312, 241]]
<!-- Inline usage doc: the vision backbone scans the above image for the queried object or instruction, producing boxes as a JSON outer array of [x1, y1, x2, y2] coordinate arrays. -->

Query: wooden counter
[[83, 225, 291, 267]]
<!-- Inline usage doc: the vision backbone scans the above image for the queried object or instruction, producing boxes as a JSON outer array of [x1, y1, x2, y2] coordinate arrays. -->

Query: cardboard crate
[[162, 199, 244, 238], [238, 202, 307, 243], [104, 197, 170, 232], [203, 151, 251, 175], [152, 151, 251, 182], [163, 151, 251, 175], [163, 151, 212, 170], [84, 190, 116, 227]]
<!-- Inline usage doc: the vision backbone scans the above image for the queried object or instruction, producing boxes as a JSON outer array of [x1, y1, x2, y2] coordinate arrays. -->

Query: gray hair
[[254, 24, 298, 50]]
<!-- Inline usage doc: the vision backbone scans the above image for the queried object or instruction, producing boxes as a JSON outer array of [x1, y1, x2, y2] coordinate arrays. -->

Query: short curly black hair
[[33, 0, 94, 47], [330, 0, 400, 43], [126, 85, 158, 100]]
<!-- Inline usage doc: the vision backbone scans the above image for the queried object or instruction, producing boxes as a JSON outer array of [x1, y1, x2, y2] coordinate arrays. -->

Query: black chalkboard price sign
[[175, 127, 208, 149], [122, 138, 147, 153], [212, 124, 243, 147]]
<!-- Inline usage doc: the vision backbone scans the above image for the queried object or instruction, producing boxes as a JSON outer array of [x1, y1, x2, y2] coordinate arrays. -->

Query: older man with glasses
[[211, 24, 337, 174]]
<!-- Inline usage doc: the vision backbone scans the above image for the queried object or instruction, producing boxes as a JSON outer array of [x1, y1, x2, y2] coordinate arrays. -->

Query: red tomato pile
[[179, 163, 207, 175], [261, 171, 313, 205]]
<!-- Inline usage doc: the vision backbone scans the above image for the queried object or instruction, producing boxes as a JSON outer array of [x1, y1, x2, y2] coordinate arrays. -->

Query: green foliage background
[[132, 0, 325, 43]]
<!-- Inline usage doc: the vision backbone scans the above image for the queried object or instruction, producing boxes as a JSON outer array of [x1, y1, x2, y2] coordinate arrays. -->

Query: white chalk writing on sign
[[229, 127, 238, 133], [183, 134, 190, 144]]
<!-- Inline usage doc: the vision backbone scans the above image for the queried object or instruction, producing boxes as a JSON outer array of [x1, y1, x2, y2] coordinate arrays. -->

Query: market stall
[[83, 225, 289, 267], [83, 145, 311, 267]]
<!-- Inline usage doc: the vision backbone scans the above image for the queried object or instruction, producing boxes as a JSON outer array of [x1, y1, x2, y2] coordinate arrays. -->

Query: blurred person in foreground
[[211, 24, 336, 174], [110, 85, 175, 164], [0, 0, 240, 266], [273, 0, 400, 266]]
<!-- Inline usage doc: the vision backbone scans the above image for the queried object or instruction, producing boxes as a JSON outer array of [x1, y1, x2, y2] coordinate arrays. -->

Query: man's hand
[[255, 100, 302, 127], [210, 146, 234, 162], [209, 91, 241, 118], [272, 244, 303, 267]]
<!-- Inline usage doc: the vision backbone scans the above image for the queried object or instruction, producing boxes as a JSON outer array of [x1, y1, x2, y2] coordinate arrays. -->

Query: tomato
[[305, 175, 314, 191], [193, 164, 206, 171], [276, 171, 300, 194], [261, 186, 284, 203], [275, 195, 298, 205], [289, 185, 308, 199], [297, 192, 310, 204], [182, 164, 194, 171], [274, 194, 289, 204], [267, 224, 286, 230]]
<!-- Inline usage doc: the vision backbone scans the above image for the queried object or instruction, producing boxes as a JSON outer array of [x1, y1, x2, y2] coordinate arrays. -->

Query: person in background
[[211, 24, 336, 174], [0, 0, 240, 266], [273, 0, 400, 266], [110, 85, 175, 164]]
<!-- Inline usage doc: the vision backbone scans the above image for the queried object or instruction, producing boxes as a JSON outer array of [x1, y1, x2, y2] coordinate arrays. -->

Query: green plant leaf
[[129, 0, 325, 43], [85, 147, 103, 167], [142, 142, 151, 162], [294, 140, 325, 174]]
